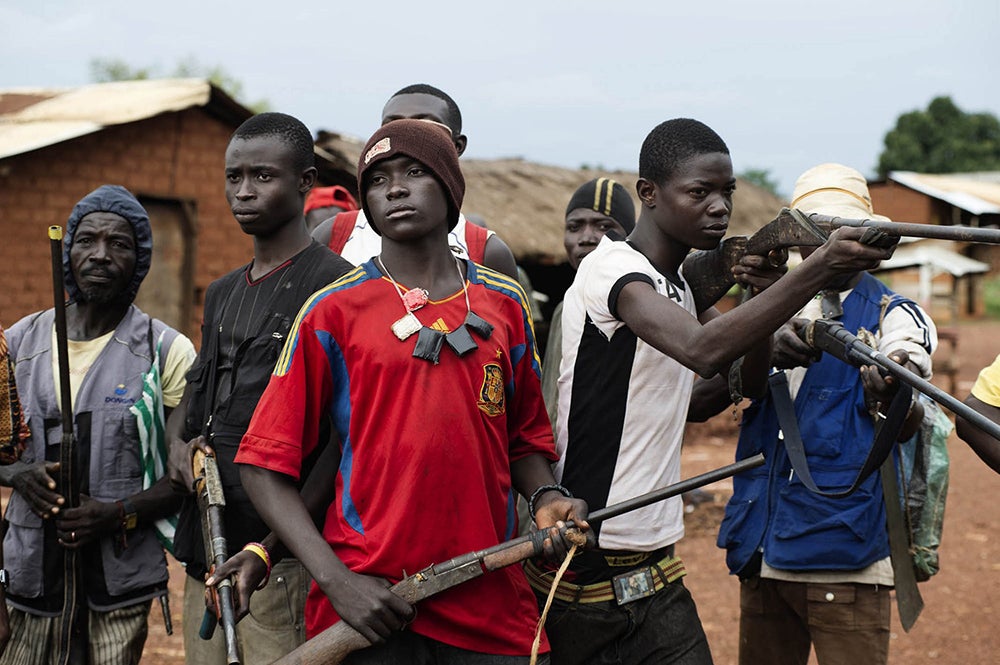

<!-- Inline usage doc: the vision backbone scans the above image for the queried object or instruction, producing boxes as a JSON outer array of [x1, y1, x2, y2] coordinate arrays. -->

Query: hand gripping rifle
[[193, 448, 241, 665], [802, 318, 1000, 441], [49, 226, 87, 665], [683, 207, 1000, 314], [272, 454, 765, 665]]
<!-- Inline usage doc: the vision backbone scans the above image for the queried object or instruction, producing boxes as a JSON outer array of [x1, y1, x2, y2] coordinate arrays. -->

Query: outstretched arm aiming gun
[[193, 449, 240, 665], [684, 207, 1000, 313], [273, 455, 765, 665], [801, 318, 1000, 442]]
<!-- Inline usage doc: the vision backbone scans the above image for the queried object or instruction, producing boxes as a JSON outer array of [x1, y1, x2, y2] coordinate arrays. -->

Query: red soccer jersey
[[236, 260, 556, 655]]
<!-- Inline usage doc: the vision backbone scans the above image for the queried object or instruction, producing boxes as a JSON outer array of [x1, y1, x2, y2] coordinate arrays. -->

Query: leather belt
[[525, 553, 686, 604]]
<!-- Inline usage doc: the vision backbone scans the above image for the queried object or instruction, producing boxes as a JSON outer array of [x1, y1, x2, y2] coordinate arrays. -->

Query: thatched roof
[[315, 131, 786, 263], [461, 160, 785, 263]]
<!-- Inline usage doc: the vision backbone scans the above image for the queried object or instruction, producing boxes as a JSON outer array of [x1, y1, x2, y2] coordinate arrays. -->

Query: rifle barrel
[[48, 227, 75, 489], [49, 225, 84, 665], [811, 213, 1000, 244], [588, 454, 764, 523], [432, 453, 766, 577], [812, 320, 1000, 440], [859, 345, 1000, 440]]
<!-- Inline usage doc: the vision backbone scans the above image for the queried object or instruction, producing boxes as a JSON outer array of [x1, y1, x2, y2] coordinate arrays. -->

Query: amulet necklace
[[377, 255, 493, 363]]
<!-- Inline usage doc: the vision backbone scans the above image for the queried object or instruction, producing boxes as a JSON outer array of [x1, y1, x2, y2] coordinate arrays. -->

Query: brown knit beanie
[[358, 119, 465, 233]]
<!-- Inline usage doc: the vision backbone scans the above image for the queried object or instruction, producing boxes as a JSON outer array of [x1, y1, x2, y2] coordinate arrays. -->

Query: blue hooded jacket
[[62, 185, 152, 303]]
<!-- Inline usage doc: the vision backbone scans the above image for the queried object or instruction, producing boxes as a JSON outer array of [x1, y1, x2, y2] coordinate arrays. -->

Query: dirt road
[[679, 319, 1000, 664], [141, 320, 1000, 664]]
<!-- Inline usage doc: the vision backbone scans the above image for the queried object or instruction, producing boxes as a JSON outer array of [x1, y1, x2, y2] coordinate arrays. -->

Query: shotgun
[[802, 318, 1000, 441], [683, 207, 1000, 314], [49, 226, 87, 665], [272, 454, 766, 665], [193, 449, 241, 665]]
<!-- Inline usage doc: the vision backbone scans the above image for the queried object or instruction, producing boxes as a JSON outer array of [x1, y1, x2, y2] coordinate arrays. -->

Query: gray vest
[[4, 305, 178, 600]]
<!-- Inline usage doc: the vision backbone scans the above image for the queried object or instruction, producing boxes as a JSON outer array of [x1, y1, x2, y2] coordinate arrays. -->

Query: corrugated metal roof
[[0, 79, 232, 161], [876, 243, 990, 277], [889, 171, 1000, 215]]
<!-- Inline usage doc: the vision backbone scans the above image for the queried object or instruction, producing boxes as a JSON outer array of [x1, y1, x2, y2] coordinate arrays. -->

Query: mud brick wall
[[0, 109, 253, 344]]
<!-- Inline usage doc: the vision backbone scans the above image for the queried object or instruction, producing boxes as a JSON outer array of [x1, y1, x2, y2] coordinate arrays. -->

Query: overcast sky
[[2, 0, 997, 198]]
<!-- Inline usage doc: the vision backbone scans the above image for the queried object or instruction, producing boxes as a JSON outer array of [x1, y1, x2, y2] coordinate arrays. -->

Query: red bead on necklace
[[401, 287, 429, 312]]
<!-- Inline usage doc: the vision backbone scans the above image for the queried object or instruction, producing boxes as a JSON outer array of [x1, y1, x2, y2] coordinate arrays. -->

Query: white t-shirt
[[51, 327, 196, 411], [337, 210, 488, 266], [555, 236, 694, 551]]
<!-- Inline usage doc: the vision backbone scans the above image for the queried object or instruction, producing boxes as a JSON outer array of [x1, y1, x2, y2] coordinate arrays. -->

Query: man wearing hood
[[0, 185, 196, 665]]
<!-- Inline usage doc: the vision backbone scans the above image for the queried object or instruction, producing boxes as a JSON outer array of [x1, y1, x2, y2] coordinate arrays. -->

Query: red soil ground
[[678, 319, 1000, 665], [133, 319, 1000, 664]]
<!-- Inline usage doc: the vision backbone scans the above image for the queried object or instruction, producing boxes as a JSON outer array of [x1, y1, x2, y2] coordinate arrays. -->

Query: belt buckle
[[611, 567, 656, 606]]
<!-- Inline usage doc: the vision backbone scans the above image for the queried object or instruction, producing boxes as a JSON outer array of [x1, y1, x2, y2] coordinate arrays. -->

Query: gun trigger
[[767, 247, 789, 268]]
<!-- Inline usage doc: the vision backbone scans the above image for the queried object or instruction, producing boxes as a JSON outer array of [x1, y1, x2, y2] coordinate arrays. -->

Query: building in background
[[0, 79, 351, 340], [871, 172, 1000, 319]]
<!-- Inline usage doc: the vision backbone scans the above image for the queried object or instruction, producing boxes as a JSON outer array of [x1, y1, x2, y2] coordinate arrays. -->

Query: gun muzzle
[[801, 318, 1000, 441]]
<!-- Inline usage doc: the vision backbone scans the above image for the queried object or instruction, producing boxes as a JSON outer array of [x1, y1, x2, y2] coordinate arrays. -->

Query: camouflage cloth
[[0, 325, 30, 464]]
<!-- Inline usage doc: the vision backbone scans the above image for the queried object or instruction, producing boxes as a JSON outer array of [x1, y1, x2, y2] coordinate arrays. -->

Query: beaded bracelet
[[243, 542, 272, 590], [528, 484, 573, 521]]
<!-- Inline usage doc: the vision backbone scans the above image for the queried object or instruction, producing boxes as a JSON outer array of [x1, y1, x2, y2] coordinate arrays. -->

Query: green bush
[[984, 276, 1000, 318]]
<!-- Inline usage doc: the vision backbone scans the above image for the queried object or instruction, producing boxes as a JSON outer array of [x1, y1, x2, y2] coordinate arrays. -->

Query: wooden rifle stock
[[272, 454, 765, 665], [684, 207, 1000, 314], [194, 449, 241, 665]]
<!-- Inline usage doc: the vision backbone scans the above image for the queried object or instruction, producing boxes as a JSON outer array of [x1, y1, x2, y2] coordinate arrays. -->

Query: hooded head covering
[[63, 185, 152, 303], [357, 119, 465, 234]]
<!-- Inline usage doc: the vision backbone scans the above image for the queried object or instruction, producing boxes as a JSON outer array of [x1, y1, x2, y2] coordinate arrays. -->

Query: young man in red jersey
[[235, 119, 586, 664], [311, 84, 519, 279]]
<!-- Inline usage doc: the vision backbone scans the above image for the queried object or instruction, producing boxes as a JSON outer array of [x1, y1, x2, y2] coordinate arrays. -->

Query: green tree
[[737, 168, 781, 198], [89, 57, 270, 113], [89, 59, 154, 81], [877, 96, 1000, 177]]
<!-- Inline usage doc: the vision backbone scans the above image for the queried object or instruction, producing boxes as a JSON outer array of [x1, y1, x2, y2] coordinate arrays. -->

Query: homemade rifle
[[49, 226, 86, 665], [194, 448, 241, 665], [802, 318, 1000, 441], [684, 207, 1000, 314], [272, 454, 765, 665]]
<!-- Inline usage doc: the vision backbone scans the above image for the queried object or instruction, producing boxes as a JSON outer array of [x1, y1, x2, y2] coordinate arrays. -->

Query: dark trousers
[[739, 577, 890, 665], [344, 631, 550, 665], [540, 578, 713, 665]]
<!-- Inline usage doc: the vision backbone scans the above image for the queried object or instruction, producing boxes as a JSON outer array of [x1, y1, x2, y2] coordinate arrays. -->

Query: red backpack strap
[[328, 210, 360, 254], [464, 221, 489, 265]]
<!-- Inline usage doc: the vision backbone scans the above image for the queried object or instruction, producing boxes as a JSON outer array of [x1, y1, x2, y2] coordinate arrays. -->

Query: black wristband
[[528, 484, 573, 520]]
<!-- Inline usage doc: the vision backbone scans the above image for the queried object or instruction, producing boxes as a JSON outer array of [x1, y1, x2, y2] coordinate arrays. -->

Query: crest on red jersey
[[477, 363, 505, 417]]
